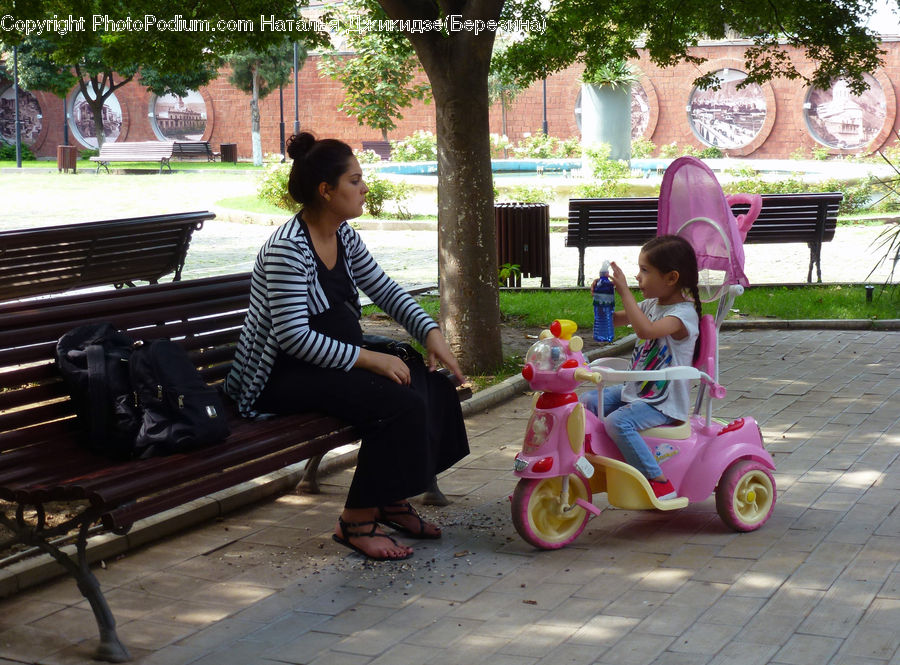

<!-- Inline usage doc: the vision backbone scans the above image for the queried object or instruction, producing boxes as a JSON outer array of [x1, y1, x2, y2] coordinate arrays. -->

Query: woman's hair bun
[[286, 132, 316, 160]]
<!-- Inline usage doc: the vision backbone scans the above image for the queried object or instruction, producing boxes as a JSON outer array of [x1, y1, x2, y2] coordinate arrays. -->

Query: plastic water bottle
[[592, 260, 615, 342]]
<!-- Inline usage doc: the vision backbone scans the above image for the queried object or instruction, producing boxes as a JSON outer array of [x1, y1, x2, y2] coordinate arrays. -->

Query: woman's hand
[[355, 348, 411, 385], [425, 328, 465, 384]]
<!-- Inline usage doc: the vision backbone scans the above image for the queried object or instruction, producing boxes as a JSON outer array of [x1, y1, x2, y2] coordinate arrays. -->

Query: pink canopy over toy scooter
[[657, 156, 761, 297]]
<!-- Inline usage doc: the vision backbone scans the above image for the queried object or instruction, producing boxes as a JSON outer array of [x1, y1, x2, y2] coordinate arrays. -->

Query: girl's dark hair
[[286, 132, 354, 208], [641, 234, 702, 321]]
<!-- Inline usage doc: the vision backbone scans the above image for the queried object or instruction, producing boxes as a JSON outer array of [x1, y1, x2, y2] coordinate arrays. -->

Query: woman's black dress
[[255, 232, 469, 508]]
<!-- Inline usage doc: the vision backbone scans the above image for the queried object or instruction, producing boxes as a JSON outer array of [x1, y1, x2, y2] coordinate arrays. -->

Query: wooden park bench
[[0, 273, 469, 662], [566, 192, 843, 285], [0, 211, 214, 302], [90, 141, 175, 173], [172, 140, 219, 162]]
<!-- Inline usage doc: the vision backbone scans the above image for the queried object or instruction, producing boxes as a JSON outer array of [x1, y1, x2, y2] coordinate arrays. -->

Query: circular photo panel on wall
[[804, 73, 886, 150], [688, 69, 766, 150], [69, 89, 122, 148], [574, 81, 653, 141], [0, 86, 43, 146], [151, 90, 207, 141]]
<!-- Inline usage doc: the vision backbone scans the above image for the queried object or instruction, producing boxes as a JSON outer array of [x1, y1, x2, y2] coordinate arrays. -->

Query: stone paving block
[[787, 562, 846, 590], [735, 611, 804, 646], [636, 604, 706, 636], [115, 617, 198, 651], [774, 633, 843, 664], [535, 642, 609, 665], [332, 620, 421, 656], [594, 631, 674, 664], [568, 613, 640, 646], [838, 625, 900, 660], [667, 621, 742, 654], [497, 622, 574, 658], [367, 643, 446, 665], [706, 641, 780, 665], [260, 630, 345, 664]]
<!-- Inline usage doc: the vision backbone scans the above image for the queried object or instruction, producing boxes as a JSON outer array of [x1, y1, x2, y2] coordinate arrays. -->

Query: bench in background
[[0, 210, 214, 302], [173, 140, 219, 162], [90, 141, 174, 173], [0, 273, 468, 662], [566, 192, 843, 285]]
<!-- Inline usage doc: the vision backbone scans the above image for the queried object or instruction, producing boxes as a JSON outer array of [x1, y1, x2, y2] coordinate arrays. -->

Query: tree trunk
[[398, 25, 502, 373], [251, 66, 262, 166]]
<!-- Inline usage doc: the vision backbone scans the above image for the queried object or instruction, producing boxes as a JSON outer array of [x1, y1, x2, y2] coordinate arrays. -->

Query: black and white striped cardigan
[[225, 214, 438, 418]]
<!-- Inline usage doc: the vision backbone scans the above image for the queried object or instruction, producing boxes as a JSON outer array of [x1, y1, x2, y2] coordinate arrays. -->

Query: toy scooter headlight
[[525, 337, 566, 372]]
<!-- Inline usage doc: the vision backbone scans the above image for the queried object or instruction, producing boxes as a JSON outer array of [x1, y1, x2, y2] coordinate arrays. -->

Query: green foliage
[[490, 133, 513, 158], [354, 149, 382, 164], [78, 148, 99, 160], [790, 146, 811, 160], [499, 262, 521, 286], [497, 185, 553, 203], [363, 173, 411, 218], [391, 130, 437, 162], [0, 141, 35, 160], [813, 145, 831, 160], [575, 180, 630, 198], [257, 162, 300, 213], [631, 137, 655, 159], [722, 173, 879, 216], [318, 0, 430, 140], [699, 146, 724, 159], [226, 39, 296, 99], [512, 134, 581, 159], [581, 60, 640, 92], [658, 142, 681, 158], [584, 143, 631, 179]]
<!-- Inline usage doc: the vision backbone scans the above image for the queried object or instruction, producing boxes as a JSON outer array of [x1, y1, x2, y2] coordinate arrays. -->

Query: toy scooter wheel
[[716, 459, 776, 532], [511, 475, 592, 549]]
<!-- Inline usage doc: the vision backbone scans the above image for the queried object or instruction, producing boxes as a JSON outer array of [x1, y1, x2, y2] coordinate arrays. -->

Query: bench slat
[[566, 192, 842, 284]]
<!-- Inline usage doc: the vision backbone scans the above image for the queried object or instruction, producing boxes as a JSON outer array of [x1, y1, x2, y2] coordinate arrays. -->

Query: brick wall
[[10, 40, 900, 160]]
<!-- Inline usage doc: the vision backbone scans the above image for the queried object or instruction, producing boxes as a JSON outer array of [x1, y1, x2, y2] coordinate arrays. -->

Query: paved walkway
[[1, 327, 898, 665]]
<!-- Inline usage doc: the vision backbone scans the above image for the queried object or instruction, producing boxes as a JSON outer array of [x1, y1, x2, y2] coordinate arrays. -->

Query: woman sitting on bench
[[225, 132, 469, 561]]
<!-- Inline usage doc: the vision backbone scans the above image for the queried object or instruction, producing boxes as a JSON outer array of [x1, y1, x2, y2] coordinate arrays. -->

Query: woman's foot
[[376, 501, 442, 539], [333, 510, 413, 561]]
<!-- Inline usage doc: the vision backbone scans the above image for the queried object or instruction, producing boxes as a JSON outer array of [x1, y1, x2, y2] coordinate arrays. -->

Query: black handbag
[[361, 334, 424, 365]]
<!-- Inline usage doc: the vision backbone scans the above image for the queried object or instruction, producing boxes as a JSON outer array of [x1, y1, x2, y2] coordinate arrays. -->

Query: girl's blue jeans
[[580, 385, 673, 479]]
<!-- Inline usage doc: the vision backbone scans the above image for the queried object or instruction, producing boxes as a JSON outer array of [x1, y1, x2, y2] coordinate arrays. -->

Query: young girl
[[581, 235, 702, 500]]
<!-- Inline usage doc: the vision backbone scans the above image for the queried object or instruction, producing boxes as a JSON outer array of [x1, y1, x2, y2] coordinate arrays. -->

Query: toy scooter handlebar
[[585, 363, 727, 398], [573, 367, 601, 384]]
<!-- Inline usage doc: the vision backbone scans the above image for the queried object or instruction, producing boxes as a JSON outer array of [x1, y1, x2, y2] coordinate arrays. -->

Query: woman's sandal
[[332, 518, 412, 561], [376, 501, 442, 539]]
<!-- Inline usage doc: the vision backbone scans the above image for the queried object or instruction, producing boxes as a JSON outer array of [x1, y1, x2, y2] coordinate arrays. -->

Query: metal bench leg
[[0, 509, 131, 662], [422, 476, 450, 506], [298, 453, 325, 493]]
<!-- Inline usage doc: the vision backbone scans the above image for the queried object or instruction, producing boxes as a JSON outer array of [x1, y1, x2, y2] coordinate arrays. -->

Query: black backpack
[[56, 323, 230, 459]]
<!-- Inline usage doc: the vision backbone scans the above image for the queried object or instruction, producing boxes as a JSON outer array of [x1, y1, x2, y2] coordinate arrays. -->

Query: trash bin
[[57, 145, 78, 173], [495, 202, 551, 287], [220, 143, 237, 163]]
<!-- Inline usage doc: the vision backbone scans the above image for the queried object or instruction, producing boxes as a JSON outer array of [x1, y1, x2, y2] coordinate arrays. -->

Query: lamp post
[[278, 84, 286, 161], [293, 42, 300, 135], [13, 46, 22, 168], [542, 77, 548, 135]]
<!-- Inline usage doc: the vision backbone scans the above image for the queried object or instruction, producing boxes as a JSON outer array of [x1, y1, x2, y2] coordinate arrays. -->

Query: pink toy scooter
[[511, 157, 776, 549]]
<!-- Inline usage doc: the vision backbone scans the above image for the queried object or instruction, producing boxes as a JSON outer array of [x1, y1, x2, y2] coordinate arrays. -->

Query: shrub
[[79, 148, 99, 160], [813, 145, 831, 160], [497, 185, 553, 203], [512, 133, 581, 159], [0, 141, 35, 160], [699, 146, 724, 159], [257, 162, 300, 212], [354, 149, 382, 164], [631, 138, 655, 159], [390, 130, 437, 161], [363, 173, 411, 218], [575, 180, 630, 198], [658, 142, 681, 158], [490, 133, 512, 158], [583, 143, 631, 181]]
